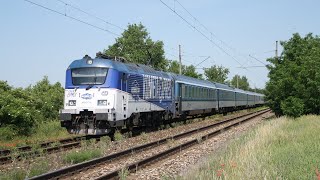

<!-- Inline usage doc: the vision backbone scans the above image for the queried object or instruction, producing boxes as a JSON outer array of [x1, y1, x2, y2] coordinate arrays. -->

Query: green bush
[[63, 149, 102, 164], [280, 96, 304, 118], [0, 126, 16, 141], [0, 77, 64, 137]]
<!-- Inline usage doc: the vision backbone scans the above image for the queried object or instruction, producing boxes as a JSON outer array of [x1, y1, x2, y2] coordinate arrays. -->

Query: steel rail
[[28, 108, 269, 180], [0, 135, 96, 164], [96, 109, 270, 179], [1, 108, 264, 165]]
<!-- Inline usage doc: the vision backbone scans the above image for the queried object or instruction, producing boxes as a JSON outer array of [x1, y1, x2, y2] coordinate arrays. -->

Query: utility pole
[[275, 41, 278, 60], [179, 44, 182, 75], [237, 75, 239, 88]]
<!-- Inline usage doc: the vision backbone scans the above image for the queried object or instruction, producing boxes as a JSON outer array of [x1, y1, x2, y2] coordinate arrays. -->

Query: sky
[[1, 0, 320, 89]]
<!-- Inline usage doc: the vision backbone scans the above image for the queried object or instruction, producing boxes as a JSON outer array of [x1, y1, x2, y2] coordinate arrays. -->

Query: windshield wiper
[[86, 77, 97, 90], [86, 84, 94, 90]]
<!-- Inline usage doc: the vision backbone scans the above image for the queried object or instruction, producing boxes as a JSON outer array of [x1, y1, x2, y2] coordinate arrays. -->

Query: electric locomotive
[[60, 54, 175, 135]]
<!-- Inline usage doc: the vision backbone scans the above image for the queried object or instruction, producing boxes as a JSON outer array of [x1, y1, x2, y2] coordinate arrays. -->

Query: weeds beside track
[[29, 108, 270, 180], [0, 135, 100, 164]]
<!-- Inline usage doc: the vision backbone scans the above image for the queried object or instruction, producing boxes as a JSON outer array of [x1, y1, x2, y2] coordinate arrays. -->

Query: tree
[[204, 65, 229, 83], [0, 81, 11, 92], [104, 23, 168, 71], [167, 60, 181, 74], [167, 60, 202, 79], [230, 75, 250, 90], [183, 65, 202, 79], [248, 87, 265, 94], [266, 33, 320, 117]]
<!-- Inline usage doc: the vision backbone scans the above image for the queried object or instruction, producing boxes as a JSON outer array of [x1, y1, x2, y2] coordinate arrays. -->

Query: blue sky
[[1, 0, 319, 88]]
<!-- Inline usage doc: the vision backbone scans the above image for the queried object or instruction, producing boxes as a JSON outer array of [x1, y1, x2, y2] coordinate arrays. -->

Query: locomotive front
[[59, 55, 128, 135]]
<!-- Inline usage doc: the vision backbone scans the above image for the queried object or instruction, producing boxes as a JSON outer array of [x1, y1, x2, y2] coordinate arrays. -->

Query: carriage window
[[182, 85, 185, 98], [72, 67, 108, 85], [185, 85, 188, 98]]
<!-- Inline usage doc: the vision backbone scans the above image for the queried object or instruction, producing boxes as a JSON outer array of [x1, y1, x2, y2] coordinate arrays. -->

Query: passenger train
[[59, 54, 265, 135]]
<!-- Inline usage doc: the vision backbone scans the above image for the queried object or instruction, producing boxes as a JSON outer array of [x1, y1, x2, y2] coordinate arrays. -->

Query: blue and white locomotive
[[59, 54, 264, 135]]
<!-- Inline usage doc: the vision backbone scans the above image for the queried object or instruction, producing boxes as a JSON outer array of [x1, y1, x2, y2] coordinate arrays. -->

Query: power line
[[249, 50, 275, 56], [163, 44, 208, 64], [55, 0, 124, 31], [236, 65, 266, 68], [175, 0, 211, 35], [249, 54, 267, 66], [174, 0, 271, 74], [24, 0, 120, 36], [159, 0, 247, 69], [175, 0, 249, 64], [194, 56, 211, 67], [26, 0, 211, 67], [165, 52, 178, 58]]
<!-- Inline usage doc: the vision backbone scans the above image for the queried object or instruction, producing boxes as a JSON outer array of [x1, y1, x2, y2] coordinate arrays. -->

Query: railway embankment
[[0, 108, 267, 179], [182, 115, 320, 180]]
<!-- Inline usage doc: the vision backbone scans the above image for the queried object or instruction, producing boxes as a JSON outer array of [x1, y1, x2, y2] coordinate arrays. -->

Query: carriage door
[[121, 73, 127, 91]]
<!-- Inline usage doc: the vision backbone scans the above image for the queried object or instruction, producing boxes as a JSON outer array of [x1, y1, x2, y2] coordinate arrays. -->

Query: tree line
[[104, 23, 255, 91], [0, 23, 269, 138]]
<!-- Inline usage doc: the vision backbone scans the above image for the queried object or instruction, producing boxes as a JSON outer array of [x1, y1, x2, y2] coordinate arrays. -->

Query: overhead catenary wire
[[167, 0, 274, 86], [159, 0, 247, 70], [24, 0, 120, 36], [25, 0, 212, 69], [174, 0, 251, 65], [236, 66, 266, 68], [194, 56, 211, 68], [248, 54, 267, 66], [25, 0, 266, 86], [168, 1, 268, 88], [163, 44, 209, 65], [55, 0, 124, 31]]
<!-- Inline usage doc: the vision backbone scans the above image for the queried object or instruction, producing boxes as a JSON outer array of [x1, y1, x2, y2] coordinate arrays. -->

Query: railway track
[[0, 135, 100, 165], [0, 108, 263, 165], [29, 108, 270, 180]]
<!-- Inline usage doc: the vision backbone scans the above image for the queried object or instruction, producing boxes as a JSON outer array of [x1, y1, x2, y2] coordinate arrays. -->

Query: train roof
[[234, 88, 247, 93], [68, 57, 114, 69], [68, 56, 263, 95], [169, 73, 216, 89], [214, 82, 234, 91], [69, 56, 172, 79]]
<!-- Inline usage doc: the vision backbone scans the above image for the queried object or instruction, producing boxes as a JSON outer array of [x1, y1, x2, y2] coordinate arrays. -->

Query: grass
[[0, 138, 110, 180], [0, 160, 50, 180], [183, 115, 320, 180], [0, 120, 76, 149], [118, 168, 129, 180], [63, 148, 102, 164], [0, 169, 26, 180], [114, 130, 124, 141]]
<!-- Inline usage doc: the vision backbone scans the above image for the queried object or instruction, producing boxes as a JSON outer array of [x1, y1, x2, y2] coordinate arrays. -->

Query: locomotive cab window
[[72, 67, 108, 85]]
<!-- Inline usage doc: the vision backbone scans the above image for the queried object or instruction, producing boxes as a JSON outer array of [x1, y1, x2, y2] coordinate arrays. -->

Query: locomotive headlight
[[68, 100, 76, 106], [87, 59, 93, 65], [97, 100, 107, 106]]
